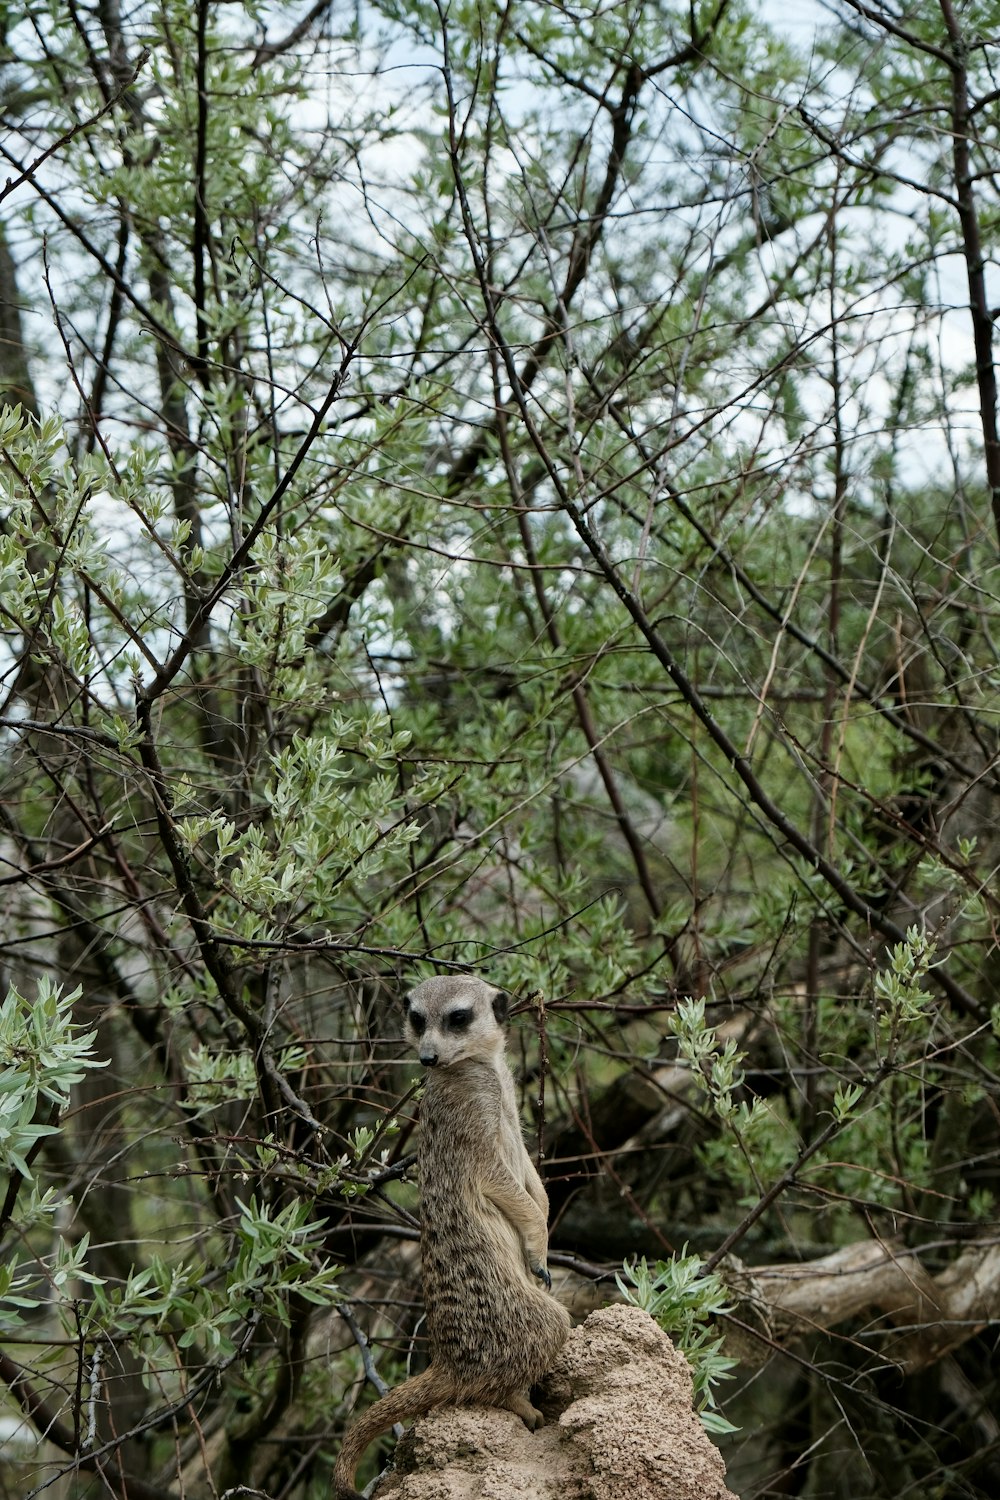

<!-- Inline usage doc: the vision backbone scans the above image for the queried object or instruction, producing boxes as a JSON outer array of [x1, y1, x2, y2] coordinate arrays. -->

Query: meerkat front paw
[[531, 1262, 552, 1289]]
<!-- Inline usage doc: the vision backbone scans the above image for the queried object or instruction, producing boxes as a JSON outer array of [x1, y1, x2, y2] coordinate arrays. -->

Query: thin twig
[[338, 1306, 405, 1440]]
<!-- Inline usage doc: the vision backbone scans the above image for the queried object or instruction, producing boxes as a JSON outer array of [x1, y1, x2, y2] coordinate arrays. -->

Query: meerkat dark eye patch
[[447, 1009, 473, 1031], [407, 1010, 427, 1036]]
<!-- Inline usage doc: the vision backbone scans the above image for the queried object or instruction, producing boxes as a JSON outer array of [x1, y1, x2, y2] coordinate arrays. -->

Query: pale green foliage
[[667, 1000, 803, 1201], [669, 998, 754, 1124], [668, 997, 779, 1160], [0, 1255, 42, 1332], [0, 978, 103, 1179], [186, 1043, 304, 1107], [968, 1187, 995, 1222], [84, 1198, 340, 1367], [235, 530, 343, 672], [831, 1080, 864, 1123], [230, 1196, 342, 1321], [616, 1253, 738, 1435], [668, 946, 946, 1213], [0, 979, 106, 1332], [875, 926, 937, 1055]]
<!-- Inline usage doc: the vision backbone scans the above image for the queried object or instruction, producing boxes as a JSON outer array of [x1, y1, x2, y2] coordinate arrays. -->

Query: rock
[[374, 1304, 737, 1500]]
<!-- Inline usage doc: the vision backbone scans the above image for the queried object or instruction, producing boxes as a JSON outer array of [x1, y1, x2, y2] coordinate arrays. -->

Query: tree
[[1, 1, 998, 1496]]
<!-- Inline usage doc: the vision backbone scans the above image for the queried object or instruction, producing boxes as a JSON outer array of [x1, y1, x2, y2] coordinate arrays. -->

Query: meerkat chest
[[494, 1073, 529, 1176], [418, 1060, 528, 1196]]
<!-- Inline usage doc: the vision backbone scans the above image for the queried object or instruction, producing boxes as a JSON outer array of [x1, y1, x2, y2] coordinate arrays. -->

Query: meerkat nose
[[421, 1051, 439, 1067]]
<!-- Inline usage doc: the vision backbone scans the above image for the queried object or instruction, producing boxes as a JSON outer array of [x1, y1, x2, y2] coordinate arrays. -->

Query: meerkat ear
[[491, 989, 510, 1024]]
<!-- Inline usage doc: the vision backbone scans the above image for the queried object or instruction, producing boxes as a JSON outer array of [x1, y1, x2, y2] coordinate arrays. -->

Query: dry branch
[[730, 1237, 1000, 1374]]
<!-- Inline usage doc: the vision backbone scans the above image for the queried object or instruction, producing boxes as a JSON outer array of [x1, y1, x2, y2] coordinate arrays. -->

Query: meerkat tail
[[333, 1364, 452, 1500]]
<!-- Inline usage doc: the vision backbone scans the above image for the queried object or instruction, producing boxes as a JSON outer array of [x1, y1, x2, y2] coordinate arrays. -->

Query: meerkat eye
[[408, 1011, 426, 1036], [447, 1009, 473, 1032]]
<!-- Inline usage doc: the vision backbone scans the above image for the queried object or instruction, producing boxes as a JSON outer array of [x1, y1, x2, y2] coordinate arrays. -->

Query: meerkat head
[[403, 975, 509, 1069]]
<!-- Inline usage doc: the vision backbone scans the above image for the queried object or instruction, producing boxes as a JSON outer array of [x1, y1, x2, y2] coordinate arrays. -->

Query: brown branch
[[837, 0, 956, 67], [192, 0, 211, 381], [0, 216, 39, 415], [444, 55, 645, 496], [651, 481, 998, 793], [0, 823, 114, 887], [704, 1062, 895, 1272], [0, 141, 179, 354], [131, 708, 255, 1013], [565, 500, 986, 1020], [575, 318, 1000, 798], [0, 48, 150, 206], [133, 696, 328, 1141], [938, 0, 1000, 543], [444, 38, 988, 1024], [0, 1351, 176, 1500], [136, 341, 357, 707], [252, 0, 333, 65], [644, 0, 732, 78], [494, 401, 666, 928]]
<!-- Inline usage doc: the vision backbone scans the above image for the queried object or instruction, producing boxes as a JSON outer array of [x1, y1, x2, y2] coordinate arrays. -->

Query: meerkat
[[333, 975, 570, 1500]]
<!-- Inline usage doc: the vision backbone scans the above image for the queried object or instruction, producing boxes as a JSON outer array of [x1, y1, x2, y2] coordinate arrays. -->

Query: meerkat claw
[[532, 1263, 552, 1289]]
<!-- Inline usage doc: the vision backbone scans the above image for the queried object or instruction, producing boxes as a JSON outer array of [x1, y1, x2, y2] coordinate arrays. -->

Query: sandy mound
[[374, 1304, 737, 1500]]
